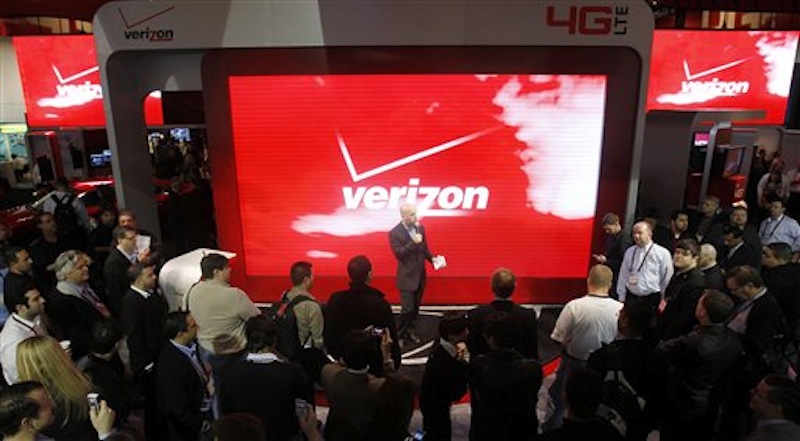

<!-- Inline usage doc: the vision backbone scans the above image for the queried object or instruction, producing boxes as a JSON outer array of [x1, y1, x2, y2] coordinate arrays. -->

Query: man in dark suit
[[122, 263, 168, 441], [324, 255, 400, 374], [389, 203, 434, 344], [104, 226, 148, 317], [121, 263, 169, 378], [156, 311, 213, 441], [722, 225, 760, 273], [698, 243, 726, 291], [467, 267, 538, 359], [592, 212, 630, 296], [726, 265, 787, 385], [219, 315, 314, 441], [469, 311, 542, 440], [762, 242, 800, 340], [704, 205, 762, 263], [49, 250, 111, 360], [420, 312, 470, 441]]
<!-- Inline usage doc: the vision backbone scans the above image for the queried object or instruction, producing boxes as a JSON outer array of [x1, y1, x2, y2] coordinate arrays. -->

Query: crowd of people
[[0, 159, 797, 440]]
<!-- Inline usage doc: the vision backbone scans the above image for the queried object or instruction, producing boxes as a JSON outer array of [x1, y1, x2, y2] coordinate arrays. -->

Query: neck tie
[[81, 287, 112, 318]]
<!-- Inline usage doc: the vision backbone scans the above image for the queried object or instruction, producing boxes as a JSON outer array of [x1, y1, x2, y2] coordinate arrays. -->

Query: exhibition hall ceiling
[[0, 0, 110, 21]]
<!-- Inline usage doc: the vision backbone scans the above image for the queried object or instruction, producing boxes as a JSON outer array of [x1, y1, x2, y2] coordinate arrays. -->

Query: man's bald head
[[400, 204, 417, 227], [698, 243, 718, 268]]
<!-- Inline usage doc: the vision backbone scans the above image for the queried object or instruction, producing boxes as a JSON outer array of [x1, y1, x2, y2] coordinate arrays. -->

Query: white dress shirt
[[616, 241, 674, 302], [0, 313, 47, 384]]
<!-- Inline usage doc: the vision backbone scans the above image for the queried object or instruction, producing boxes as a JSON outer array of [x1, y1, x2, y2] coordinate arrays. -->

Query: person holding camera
[[324, 255, 401, 376], [320, 329, 414, 441]]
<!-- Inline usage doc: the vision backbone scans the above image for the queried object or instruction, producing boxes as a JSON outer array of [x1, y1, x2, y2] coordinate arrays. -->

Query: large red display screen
[[647, 30, 799, 124], [203, 47, 641, 304], [230, 74, 606, 279], [13, 35, 163, 128]]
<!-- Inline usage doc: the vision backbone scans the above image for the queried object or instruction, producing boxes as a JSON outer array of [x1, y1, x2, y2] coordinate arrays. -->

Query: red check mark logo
[[337, 126, 502, 183], [682, 58, 749, 81], [52, 65, 99, 85], [118, 6, 175, 29]]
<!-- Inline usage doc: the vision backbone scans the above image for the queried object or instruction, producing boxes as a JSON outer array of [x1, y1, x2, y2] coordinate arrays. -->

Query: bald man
[[543, 264, 623, 432], [389, 204, 434, 345], [616, 221, 674, 311], [698, 243, 725, 291]]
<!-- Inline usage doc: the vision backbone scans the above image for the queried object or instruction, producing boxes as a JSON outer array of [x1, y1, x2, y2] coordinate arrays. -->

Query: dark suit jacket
[[324, 283, 401, 372], [652, 225, 673, 252], [657, 268, 707, 341], [420, 343, 469, 441], [156, 342, 207, 441], [48, 288, 106, 360], [469, 349, 542, 441], [467, 300, 538, 359], [121, 288, 169, 375], [80, 354, 131, 426], [722, 242, 760, 273], [763, 263, 800, 338], [104, 248, 133, 316], [219, 357, 313, 441], [605, 232, 631, 285], [742, 292, 787, 382], [705, 223, 761, 265], [701, 264, 726, 291], [389, 222, 432, 292]]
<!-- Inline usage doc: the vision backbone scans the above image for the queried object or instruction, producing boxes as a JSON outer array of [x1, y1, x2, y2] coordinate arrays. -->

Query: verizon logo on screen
[[119, 6, 175, 42], [647, 31, 799, 123], [337, 128, 496, 212], [342, 178, 490, 211], [679, 58, 750, 97], [52, 65, 102, 103]]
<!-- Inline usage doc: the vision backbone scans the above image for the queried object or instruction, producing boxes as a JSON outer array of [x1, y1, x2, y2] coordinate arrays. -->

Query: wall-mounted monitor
[[693, 132, 710, 147], [648, 30, 799, 125]]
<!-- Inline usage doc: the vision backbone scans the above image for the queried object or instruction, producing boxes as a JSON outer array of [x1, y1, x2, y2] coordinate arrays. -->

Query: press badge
[[628, 274, 638, 286]]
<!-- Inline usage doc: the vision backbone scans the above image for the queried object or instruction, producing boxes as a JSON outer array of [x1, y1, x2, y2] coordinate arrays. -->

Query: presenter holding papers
[[389, 203, 446, 346]]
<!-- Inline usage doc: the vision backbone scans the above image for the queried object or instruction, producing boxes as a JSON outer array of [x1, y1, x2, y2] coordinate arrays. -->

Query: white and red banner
[[13, 35, 163, 128], [647, 30, 799, 124]]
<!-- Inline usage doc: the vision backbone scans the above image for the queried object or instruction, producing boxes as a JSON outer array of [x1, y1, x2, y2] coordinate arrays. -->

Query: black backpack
[[51, 194, 81, 236], [595, 346, 647, 440], [265, 291, 314, 360]]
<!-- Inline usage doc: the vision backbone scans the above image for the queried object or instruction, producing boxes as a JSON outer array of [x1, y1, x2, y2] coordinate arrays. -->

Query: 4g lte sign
[[546, 5, 629, 35]]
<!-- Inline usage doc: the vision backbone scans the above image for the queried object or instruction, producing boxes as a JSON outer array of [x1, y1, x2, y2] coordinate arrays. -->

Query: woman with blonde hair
[[16, 335, 97, 440]]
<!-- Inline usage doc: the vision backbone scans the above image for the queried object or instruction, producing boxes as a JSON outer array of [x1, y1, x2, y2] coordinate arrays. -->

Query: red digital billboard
[[230, 74, 606, 280], [647, 30, 799, 124], [204, 47, 641, 304], [13, 35, 163, 128]]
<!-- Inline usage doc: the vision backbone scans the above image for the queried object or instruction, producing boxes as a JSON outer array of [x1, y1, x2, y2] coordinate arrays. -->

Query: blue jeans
[[197, 345, 245, 418], [542, 352, 586, 432]]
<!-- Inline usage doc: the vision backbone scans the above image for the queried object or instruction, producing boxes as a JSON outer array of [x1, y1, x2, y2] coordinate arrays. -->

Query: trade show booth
[[93, 0, 654, 304]]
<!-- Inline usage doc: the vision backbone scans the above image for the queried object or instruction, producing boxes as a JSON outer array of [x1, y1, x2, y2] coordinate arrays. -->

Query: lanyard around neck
[[629, 243, 654, 273]]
